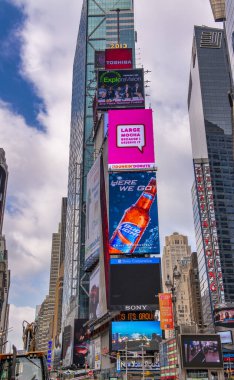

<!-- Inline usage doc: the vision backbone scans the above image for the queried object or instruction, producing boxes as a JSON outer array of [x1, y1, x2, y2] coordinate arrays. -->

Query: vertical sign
[[159, 293, 174, 330], [194, 162, 225, 307], [85, 156, 101, 267]]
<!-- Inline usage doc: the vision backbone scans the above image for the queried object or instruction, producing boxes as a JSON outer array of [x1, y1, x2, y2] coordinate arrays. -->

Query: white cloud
[[6, 304, 36, 351], [0, 0, 219, 341]]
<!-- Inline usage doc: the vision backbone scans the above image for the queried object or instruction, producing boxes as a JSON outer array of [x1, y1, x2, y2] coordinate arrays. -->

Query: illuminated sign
[[180, 334, 223, 369], [105, 48, 132, 69], [97, 69, 145, 110], [108, 109, 156, 171], [111, 320, 162, 352], [194, 163, 224, 307], [109, 172, 160, 255], [159, 293, 174, 330]]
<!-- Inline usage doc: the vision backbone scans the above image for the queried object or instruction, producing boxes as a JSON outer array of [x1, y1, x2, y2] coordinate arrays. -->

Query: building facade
[[0, 150, 10, 353], [188, 25, 234, 328], [162, 233, 193, 327], [62, 0, 135, 345]]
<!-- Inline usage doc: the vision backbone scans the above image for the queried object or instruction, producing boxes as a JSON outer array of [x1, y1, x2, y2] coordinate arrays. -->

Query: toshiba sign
[[105, 48, 133, 69]]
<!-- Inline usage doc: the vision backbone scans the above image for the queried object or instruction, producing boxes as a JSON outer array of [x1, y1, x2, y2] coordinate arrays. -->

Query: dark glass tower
[[188, 26, 234, 329], [0, 149, 8, 236], [62, 0, 135, 334]]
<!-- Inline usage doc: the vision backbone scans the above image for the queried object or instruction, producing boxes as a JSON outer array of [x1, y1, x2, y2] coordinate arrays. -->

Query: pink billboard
[[108, 109, 156, 171]]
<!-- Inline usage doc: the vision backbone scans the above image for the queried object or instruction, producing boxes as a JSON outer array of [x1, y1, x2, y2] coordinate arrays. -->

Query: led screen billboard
[[108, 109, 156, 171], [105, 48, 133, 69], [73, 319, 89, 368], [180, 335, 223, 369], [109, 257, 161, 311], [109, 172, 160, 255], [111, 321, 162, 352], [85, 156, 101, 267], [97, 69, 145, 110], [214, 308, 234, 326]]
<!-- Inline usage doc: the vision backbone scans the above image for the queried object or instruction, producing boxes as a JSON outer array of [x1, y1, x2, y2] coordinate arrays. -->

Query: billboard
[[73, 319, 89, 368], [180, 335, 223, 369], [97, 69, 145, 110], [111, 321, 162, 352], [85, 156, 101, 267], [105, 48, 133, 69], [214, 308, 234, 326], [109, 257, 161, 311], [94, 338, 101, 370], [216, 331, 233, 344], [108, 109, 156, 171], [89, 265, 101, 320], [109, 172, 160, 255], [159, 293, 174, 330]]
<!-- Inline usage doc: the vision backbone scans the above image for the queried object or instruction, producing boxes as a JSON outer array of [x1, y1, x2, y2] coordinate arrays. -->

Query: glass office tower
[[224, 1, 234, 80], [62, 0, 135, 334], [188, 26, 234, 329]]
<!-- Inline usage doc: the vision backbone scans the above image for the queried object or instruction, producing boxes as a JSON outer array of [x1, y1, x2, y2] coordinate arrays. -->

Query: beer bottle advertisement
[[109, 171, 160, 255]]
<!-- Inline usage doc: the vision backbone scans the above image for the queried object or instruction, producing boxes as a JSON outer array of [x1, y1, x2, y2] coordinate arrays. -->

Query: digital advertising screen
[[214, 308, 234, 326], [73, 319, 89, 368], [108, 109, 156, 171], [111, 321, 162, 352], [97, 69, 145, 110], [109, 172, 160, 255], [85, 156, 101, 268], [216, 330, 233, 344], [181, 335, 223, 369], [105, 48, 133, 69], [109, 257, 161, 311]]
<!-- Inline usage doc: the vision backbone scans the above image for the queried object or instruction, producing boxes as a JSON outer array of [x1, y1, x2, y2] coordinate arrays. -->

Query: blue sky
[[0, 0, 216, 349], [0, 1, 46, 130]]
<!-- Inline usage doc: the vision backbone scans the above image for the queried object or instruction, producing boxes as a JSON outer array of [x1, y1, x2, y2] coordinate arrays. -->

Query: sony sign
[[125, 305, 148, 311]]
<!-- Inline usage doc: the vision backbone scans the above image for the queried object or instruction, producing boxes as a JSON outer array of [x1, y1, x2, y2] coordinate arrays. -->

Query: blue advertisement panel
[[109, 172, 160, 255], [111, 321, 162, 352]]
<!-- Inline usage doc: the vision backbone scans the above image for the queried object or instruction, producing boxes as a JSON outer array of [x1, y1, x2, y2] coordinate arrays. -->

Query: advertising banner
[[109, 257, 161, 311], [159, 293, 174, 330], [109, 172, 160, 255], [214, 307, 234, 326], [89, 265, 101, 321], [97, 69, 145, 110], [119, 356, 160, 372], [108, 109, 156, 171], [73, 319, 89, 368], [105, 48, 133, 69], [85, 156, 101, 267]]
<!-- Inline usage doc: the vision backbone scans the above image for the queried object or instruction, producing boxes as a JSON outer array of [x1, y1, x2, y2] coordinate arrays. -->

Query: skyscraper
[[63, 0, 135, 331], [0, 149, 10, 353], [188, 25, 234, 329], [0, 149, 8, 236], [162, 233, 193, 327]]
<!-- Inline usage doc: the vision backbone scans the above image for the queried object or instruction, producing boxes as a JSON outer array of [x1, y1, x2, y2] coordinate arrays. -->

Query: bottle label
[[143, 193, 153, 200], [110, 222, 141, 253]]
